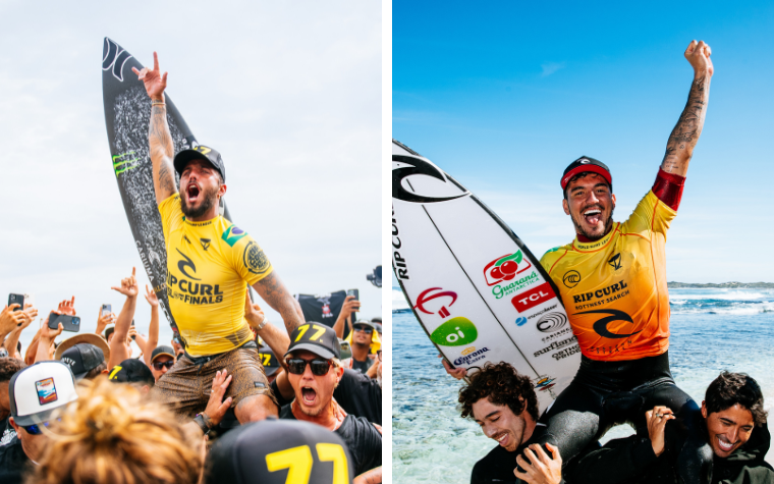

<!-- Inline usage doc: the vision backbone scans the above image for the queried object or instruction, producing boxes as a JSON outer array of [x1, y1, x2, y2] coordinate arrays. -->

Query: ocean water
[[392, 287, 774, 483]]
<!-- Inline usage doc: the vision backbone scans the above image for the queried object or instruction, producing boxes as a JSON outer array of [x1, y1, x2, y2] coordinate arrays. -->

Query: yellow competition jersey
[[539, 191, 676, 362], [159, 194, 273, 357]]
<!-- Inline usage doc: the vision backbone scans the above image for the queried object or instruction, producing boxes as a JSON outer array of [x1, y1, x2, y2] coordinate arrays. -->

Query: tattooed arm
[[252, 272, 305, 337], [132, 52, 178, 203], [660, 40, 713, 177]]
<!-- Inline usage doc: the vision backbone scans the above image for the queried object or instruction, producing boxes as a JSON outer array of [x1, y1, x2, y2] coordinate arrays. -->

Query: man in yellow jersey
[[133, 53, 304, 424], [528, 40, 715, 484]]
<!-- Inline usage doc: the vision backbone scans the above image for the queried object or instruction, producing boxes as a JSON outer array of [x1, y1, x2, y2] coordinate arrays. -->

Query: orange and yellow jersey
[[539, 190, 676, 361], [159, 194, 273, 357]]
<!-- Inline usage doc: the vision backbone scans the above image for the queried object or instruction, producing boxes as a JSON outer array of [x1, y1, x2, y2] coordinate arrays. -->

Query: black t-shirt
[[271, 368, 382, 425], [471, 425, 549, 484], [280, 404, 382, 477], [350, 357, 374, 375], [0, 416, 15, 445], [0, 435, 30, 484]]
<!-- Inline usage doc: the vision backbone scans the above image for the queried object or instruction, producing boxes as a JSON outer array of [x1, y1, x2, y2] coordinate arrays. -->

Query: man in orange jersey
[[531, 40, 715, 484]]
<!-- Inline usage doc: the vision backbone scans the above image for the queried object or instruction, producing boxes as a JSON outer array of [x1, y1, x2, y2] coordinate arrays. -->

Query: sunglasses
[[353, 326, 373, 334], [286, 358, 332, 376], [23, 418, 59, 435], [153, 360, 175, 371]]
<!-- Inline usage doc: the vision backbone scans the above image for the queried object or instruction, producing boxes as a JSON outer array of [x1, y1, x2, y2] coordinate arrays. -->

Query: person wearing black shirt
[[459, 362, 563, 484], [343, 321, 376, 374], [279, 322, 382, 482], [0, 359, 25, 446], [564, 372, 774, 484]]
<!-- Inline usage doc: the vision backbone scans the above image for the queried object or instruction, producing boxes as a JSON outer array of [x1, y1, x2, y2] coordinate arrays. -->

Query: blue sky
[[394, 1, 774, 283]]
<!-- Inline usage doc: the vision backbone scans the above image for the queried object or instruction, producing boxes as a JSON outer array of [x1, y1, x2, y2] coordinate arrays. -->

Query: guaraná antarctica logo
[[430, 317, 478, 347]]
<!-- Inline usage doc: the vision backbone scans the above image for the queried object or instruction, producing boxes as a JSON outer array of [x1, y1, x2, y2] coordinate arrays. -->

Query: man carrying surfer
[[133, 53, 305, 423], [447, 40, 714, 483]]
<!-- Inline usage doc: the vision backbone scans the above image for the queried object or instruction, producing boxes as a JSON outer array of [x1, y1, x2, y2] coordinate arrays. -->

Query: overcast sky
[[0, 0, 381, 350]]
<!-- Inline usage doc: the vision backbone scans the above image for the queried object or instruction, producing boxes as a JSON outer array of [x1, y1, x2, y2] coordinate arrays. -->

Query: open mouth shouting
[[186, 183, 202, 204], [301, 386, 318, 407]]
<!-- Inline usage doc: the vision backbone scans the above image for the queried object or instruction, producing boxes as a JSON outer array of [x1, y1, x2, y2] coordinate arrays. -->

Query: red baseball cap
[[561, 156, 612, 191]]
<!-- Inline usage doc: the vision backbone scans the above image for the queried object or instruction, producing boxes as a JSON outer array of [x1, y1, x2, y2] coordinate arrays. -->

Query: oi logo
[[430, 317, 478, 346]]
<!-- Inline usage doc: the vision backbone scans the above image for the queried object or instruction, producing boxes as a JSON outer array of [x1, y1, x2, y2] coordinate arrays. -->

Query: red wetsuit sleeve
[[652, 168, 685, 210]]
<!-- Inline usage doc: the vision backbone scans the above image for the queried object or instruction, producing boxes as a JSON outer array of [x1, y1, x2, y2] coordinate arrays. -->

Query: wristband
[[150, 100, 165, 106], [193, 413, 213, 434], [256, 317, 270, 332]]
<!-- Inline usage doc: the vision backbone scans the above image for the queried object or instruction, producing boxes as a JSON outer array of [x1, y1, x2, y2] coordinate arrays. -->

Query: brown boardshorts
[[152, 341, 278, 417]]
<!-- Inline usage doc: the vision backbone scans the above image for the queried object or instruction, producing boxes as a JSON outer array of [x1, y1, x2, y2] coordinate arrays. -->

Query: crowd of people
[[0, 272, 383, 484]]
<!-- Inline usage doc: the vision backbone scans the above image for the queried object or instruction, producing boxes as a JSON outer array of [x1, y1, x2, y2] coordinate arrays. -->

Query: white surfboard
[[392, 140, 581, 412]]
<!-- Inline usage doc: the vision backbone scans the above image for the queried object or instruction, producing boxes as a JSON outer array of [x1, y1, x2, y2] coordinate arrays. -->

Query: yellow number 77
[[265, 443, 348, 484]]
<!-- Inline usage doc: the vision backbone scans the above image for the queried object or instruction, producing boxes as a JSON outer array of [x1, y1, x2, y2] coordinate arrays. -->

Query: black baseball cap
[[57, 343, 105, 380], [561, 156, 612, 191], [204, 418, 354, 484], [108, 359, 155, 386], [151, 345, 176, 362], [173, 144, 226, 182], [285, 323, 341, 360], [257, 343, 280, 376]]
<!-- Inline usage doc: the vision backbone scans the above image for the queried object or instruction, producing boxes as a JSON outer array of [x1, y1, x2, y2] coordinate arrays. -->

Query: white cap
[[9, 361, 78, 426]]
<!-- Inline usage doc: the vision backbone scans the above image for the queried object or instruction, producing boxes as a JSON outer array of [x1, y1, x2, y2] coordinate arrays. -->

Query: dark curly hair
[[705, 372, 767, 426], [459, 362, 539, 422], [0, 358, 25, 382]]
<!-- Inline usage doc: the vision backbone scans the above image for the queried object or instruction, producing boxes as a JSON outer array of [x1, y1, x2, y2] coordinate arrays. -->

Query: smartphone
[[131, 319, 136, 339], [101, 304, 111, 317], [8, 294, 24, 311], [48, 312, 81, 333], [346, 288, 359, 326]]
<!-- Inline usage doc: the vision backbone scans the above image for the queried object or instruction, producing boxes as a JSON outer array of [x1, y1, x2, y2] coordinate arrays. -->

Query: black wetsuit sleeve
[[563, 435, 659, 484]]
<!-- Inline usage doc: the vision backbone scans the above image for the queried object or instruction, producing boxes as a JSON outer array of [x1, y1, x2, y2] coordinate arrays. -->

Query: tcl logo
[[511, 283, 555, 312]]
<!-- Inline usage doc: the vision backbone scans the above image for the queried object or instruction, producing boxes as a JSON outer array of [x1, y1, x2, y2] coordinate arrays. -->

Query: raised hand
[[40, 320, 63, 342], [515, 443, 563, 484], [0, 305, 27, 333], [21, 302, 38, 327], [645, 406, 675, 457], [96, 307, 116, 335], [112, 267, 139, 298], [685, 40, 713, 77], [132, 52, 168, 101], [144, 284, 159, 307], [340, 295, 361, 318], [57, 297, 77, 316], [203, 369, 233, 427], [439, 353, 467, 380]]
